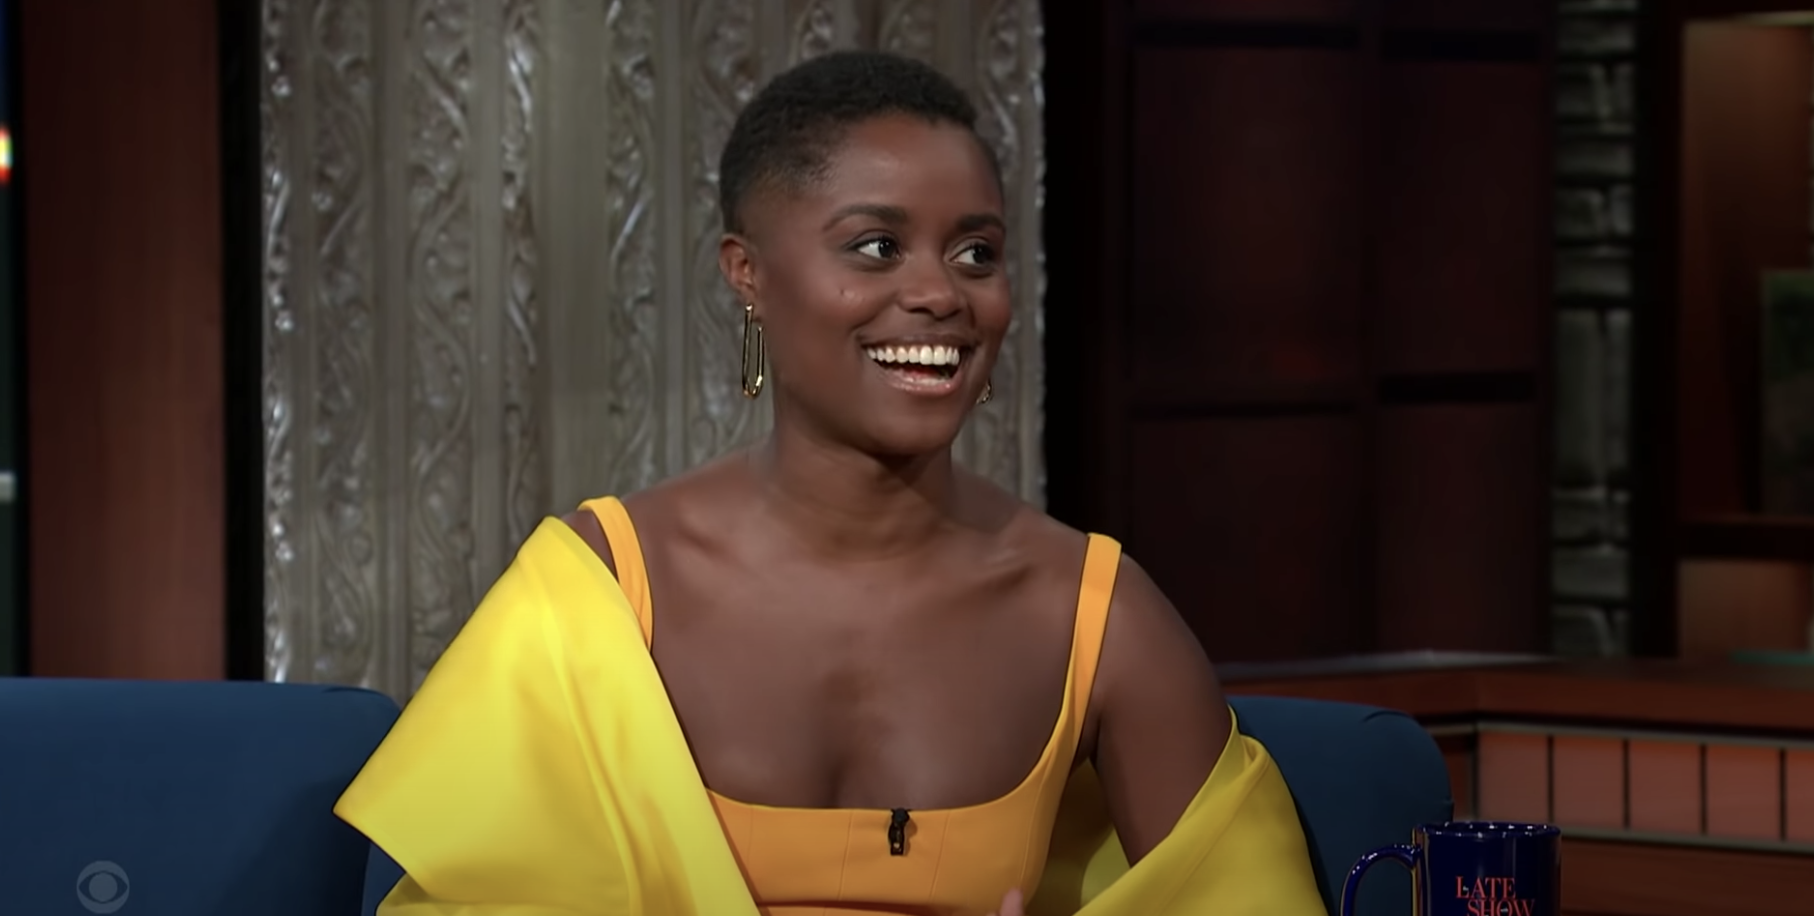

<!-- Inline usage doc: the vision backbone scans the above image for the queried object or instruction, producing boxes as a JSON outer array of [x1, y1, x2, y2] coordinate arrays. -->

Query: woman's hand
[[987, 887, 1025, 916]]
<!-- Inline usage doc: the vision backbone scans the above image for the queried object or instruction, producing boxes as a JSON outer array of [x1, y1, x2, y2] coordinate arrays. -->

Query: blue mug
[[1341, 821, 1560, 916]]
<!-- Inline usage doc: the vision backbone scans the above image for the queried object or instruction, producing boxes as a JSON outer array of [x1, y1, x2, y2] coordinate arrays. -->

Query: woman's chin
[[854, 415, 970, 462]]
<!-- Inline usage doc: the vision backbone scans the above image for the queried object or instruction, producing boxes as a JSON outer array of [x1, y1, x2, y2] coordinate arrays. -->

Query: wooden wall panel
[[1130, 47, 1366, 406], [1045, 1, 1552, 663], [1376, 61, 1548, 375], [1627, 739, 1701, 835], [22, 0, 225, 678], [1676, 559, 1812, 663], [1552, 735, 1625, 829], [1129, 416, 1366, 662], [1704, 744, 1782, 841], [1135, 0, 1358, 22], [1676, 23, 1811, 517], [1564, 838, 1814, 916], [1477, 731, 1550, 821], [1376, 405, 1544, 651], [1787, 750, 1814, 843], [1382, 0, 1547, 31]]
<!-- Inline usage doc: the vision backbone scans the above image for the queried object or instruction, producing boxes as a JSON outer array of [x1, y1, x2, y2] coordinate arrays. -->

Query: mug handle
[[1339, 844, 1420, 916]]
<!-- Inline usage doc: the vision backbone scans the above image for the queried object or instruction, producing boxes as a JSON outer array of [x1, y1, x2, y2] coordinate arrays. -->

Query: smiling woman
[[718, 64, 1010, 455], [332, 50, 1324, 916]]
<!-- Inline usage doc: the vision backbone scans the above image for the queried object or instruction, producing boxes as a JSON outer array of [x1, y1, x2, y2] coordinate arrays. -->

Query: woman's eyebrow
[[822, 202, 909, 230], [820, 204, 1007, 237], [956, 213, 1006, 234]]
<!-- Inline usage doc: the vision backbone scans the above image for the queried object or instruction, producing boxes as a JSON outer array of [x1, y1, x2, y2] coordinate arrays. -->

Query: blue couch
[[0, 678, 1450, 915]]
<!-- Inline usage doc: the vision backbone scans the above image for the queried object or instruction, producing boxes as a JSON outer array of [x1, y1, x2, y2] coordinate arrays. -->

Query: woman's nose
[[896, 260, 964, 318]]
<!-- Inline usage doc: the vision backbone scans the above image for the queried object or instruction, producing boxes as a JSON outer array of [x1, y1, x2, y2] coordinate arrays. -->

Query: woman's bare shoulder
[[558, 453, 755, 572], [957, 469, 1092, 575]]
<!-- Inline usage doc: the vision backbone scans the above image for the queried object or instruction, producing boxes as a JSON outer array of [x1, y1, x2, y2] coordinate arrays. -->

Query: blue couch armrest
[[0, 677, 399, 916], [364, 844, 404, 915], [1231, 695, 1455, 916]]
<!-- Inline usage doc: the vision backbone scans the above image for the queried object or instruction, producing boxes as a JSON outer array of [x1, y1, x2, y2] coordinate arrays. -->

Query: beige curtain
[[257, 0, 1046, 699]]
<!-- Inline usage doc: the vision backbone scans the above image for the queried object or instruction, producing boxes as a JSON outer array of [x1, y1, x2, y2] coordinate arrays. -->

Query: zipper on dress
[[888, 807, 911, 856]]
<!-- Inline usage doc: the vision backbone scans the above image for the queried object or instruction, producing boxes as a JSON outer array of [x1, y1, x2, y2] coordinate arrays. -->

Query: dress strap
[[578, 496, 653, 648], [1068, 533, 1122, 745]]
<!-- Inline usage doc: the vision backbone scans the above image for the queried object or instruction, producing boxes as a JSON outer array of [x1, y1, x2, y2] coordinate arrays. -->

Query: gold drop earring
[[976, 380, 992, 406], [740, 302, 766, 399]]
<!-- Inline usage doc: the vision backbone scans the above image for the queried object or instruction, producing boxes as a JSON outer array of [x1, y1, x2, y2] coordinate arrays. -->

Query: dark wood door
[[1044, 0, 1553, 663]]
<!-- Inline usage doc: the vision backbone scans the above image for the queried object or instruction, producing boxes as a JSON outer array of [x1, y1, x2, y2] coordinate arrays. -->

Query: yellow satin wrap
[[335, 518, 1326, 915]]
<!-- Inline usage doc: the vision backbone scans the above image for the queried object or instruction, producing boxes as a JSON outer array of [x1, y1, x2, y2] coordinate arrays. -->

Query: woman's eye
[[854, 238, 900, 260], [954, 243, 995, 267]]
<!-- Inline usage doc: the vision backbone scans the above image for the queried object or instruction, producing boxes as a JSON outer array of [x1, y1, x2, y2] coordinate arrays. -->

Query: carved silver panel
[[685, 0, 765, 469], [879, 0, 937, 63], [262, 0, 1045, 698], [962, 0, 1045, 499]]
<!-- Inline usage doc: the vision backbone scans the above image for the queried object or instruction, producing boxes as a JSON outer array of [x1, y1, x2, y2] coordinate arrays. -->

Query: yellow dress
[[334, 513, 1326, 915]]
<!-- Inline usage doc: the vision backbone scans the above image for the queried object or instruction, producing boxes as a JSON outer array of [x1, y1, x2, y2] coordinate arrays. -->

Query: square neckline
[[577, 496, 1111, 819]]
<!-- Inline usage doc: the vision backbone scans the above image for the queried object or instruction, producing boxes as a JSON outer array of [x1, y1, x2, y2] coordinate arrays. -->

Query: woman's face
[[721, 114, 1010, 459]]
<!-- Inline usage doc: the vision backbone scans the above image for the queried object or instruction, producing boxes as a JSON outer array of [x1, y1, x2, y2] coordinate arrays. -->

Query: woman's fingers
[[990, 887, 1026, 916]]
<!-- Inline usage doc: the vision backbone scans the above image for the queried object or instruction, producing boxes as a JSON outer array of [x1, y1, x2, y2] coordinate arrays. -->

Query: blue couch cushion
[[1231, 695, 1454, 916], [0, 677, 399, 916]]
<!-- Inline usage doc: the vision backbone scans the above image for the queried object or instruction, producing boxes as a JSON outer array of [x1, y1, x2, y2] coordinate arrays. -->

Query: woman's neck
[[748, 428, 959, 562]]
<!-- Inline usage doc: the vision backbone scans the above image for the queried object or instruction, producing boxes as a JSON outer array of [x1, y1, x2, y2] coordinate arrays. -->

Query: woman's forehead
[[754, 118, 1003, 232]]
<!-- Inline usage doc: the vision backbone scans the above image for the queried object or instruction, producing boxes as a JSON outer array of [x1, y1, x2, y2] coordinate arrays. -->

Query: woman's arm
[[1089, 555, 1233, 865]]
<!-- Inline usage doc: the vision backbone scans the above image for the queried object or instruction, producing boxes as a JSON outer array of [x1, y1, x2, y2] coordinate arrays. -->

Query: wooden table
[[1220, 654, 1814, 916]]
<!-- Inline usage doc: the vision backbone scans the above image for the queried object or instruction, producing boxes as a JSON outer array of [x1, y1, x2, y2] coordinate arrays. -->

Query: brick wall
[[1552, 0, 1638, 655]]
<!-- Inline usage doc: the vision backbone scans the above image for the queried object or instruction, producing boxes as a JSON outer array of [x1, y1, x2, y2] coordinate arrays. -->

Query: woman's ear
[[719, 233, 759, 306]]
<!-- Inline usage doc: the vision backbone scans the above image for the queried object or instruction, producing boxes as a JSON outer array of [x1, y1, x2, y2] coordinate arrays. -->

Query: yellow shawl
[[335, 519, 1324, 915]]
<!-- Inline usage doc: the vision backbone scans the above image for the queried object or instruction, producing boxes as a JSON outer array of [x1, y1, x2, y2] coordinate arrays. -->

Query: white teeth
[[864, 344, 963, 367]]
